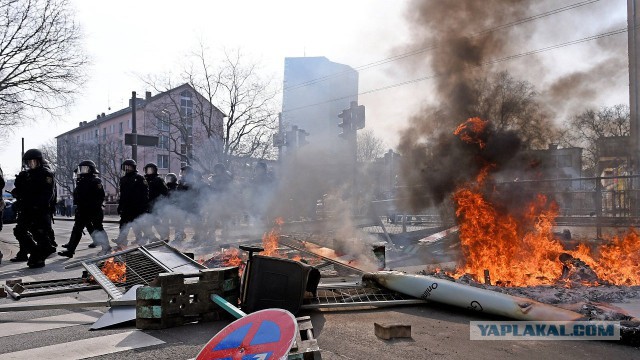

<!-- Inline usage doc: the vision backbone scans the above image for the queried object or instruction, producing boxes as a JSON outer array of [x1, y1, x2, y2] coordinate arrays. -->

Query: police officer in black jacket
[[58, 160, 111, 258], [10, 149, 56, 268], [143, 162, 169, 242], [114, 159, 149, 248]]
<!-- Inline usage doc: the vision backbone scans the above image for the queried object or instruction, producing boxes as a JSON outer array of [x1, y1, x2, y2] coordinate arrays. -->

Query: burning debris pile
[[403, 117, 640, 324], [198, 218, 328, 274], [448, 118, 640, 288]]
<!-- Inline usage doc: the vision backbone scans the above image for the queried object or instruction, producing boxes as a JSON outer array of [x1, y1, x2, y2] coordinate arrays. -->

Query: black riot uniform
[[143, 163, 169, 241], [115, 159, 149, 246], [11, 149, 56, 268], [144, 163, 168, 210], [58, 160, 110, 258]]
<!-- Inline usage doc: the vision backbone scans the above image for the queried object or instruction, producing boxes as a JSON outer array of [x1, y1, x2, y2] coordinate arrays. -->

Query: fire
[[451, 118, 640, 287], [454, 117, 488, 150], [224, 247, 244, 267], [262, 217, 284, 256], [101, 258, 126, 283]]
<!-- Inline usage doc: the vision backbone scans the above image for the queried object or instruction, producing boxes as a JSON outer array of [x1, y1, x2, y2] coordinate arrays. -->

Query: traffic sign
[[124, 133, 159, 147], [196, 308, 297, 360]]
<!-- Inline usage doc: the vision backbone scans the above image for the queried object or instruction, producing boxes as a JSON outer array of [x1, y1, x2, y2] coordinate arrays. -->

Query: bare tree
[[97, 135, 128, 199], [55, 137, 96, 194], [357, 129, 385, 162], [469, 71, 555, 149], [141, 47, 278, 173], [39, 138, 57, 170], [558, 104, 630, 173], [0, 0, 87, 141]]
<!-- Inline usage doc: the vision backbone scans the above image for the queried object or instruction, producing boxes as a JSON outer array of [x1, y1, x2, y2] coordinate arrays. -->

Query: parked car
[[2, 199, 16, 224]]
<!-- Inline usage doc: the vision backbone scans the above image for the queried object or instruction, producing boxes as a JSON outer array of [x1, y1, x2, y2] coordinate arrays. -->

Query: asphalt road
[[0, 219, 638, 359]]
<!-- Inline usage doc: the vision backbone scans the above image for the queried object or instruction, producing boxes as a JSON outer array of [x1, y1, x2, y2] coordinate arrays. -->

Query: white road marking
[[0, 311, 101, 337], [1, 330, 164, 359]]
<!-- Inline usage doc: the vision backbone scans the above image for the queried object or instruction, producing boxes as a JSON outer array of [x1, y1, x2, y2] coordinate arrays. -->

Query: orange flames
[[452, 118, 640, 287], [223, 247, 244, 267], [101, 258, 126, 283], [261, 217, 284, 257], [454, 117, 488, 150]]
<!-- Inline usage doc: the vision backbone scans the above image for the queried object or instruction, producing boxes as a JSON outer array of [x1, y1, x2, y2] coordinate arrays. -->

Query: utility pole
[[338, 101, 365, 203], [131, 91, 137, 162]]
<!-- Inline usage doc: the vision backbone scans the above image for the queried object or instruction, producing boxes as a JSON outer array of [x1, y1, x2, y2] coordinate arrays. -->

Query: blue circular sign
[[197, 308, 297, 360]]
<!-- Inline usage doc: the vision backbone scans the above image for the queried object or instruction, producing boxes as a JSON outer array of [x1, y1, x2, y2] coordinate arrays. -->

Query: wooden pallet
[[136, 267, 240, 330], [289, 316, 322, 360]]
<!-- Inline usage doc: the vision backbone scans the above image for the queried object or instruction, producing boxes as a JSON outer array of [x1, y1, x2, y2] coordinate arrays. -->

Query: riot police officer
[[165, 173, 178, 192], [58, 160, 111, 258], [143, 162, 169, 241], [144, 163, 168, 210], [173, 165, 201, 242], [114, 159, 149, 248], [11, 149, 56, 268]]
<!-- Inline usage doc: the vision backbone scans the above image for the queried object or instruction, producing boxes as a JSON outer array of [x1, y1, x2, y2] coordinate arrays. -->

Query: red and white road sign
[[196, 308, 298, 360]]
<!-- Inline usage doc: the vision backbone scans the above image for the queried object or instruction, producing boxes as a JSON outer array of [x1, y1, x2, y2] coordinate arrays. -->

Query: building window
[[102, 128, 106, 141], [158, 135, 170, 150], [158, 112, 170, 131], [180, 90, 193, 118], [95, 129, 98, 138], [119, 122, 123, 134], [157, 154, 169, 169], [76, 135, 80, 143]]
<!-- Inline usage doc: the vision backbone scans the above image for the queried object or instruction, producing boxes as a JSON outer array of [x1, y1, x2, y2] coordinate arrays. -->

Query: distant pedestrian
[[64, 196, 73, 217]]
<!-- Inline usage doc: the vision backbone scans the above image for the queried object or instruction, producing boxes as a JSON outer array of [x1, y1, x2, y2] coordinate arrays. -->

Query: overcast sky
[[0, 0, 629, 175]]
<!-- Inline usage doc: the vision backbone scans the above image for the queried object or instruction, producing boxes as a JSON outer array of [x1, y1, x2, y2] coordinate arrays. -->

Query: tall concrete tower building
[[281, 57, 359, 154]]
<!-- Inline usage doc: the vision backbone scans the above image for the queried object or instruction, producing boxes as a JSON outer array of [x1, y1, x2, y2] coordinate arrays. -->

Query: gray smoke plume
[[397, 0, 534, 212]]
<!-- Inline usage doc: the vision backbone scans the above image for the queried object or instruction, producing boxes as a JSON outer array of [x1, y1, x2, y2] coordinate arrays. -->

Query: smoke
[[397, 0, 534, 211], [542, 28, 628, 120], [114, 142, 383, 267]]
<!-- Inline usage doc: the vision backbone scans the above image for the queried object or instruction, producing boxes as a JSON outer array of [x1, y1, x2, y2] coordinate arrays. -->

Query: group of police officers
[[0, 148, 274, 268]]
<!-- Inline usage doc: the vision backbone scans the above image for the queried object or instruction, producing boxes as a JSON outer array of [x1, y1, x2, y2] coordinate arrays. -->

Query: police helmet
[[78, 160, 98, 175], [180, 165, 193, 174], [23, 149, 43, 161], [144, 162, 158, 175], [121, 159, 137, 172], [23, 148, 43, 169], [165, 173, 178, 184]]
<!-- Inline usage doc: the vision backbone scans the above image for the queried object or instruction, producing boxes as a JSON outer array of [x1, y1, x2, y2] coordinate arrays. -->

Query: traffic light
[[297, 128, 309, 146], [353, 104, 365, 130], [338, 109, 352, 138]]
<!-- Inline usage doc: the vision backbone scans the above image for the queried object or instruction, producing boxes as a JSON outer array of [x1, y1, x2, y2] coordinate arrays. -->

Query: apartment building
[[56, 84, 225, 200]]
